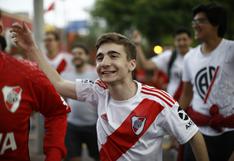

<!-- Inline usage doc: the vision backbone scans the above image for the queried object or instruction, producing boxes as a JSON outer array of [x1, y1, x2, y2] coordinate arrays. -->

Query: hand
[[132, 30, 142, 45], [10, 22, 37, 52], [209, 114, 223, 132]]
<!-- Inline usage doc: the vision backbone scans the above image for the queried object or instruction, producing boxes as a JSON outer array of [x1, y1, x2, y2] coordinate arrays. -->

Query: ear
[[128, 59, 136, 72]]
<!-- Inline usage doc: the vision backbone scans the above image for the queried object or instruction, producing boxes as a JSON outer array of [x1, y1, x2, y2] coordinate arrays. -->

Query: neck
[[179, 49, 189, 56], [201, 36, 222, 54], [108, 78, 137, 101], [47, 49, 58, 59], [75, 64, 88, 73]]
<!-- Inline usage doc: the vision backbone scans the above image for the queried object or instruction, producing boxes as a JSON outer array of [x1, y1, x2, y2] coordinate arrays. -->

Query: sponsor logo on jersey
[[2, 86, 22, 113], [195, 66, 215, 100], [82, 79, 94, 84], [0, 132, 17, 155], [177, 107, 194, 129], [131, 116, 146, 135], [177, 107, 189, 121], [185, 120, 194, 130]]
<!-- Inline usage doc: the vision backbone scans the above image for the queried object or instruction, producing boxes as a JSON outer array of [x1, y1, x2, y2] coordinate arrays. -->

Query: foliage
[[90, 0, 234, 45]]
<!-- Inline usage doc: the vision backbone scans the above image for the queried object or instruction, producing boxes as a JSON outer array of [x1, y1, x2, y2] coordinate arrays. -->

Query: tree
[[91, 0, 234, 44]]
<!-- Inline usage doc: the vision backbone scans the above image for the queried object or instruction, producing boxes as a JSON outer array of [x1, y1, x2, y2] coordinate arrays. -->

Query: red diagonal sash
[[56, 58, 67, 74], [100, 98, 164, 161]]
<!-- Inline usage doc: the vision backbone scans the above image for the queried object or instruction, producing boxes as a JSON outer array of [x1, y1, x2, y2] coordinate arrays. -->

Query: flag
[[44, 1, 55, 13]]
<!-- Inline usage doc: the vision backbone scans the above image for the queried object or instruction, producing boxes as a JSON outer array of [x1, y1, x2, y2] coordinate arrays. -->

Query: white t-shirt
[[183, 39, 234, 136], [61, 67, 98, 126], [46, 52, 74, 74], [75, 79, 198, 161], [151, 50, 185, 96]]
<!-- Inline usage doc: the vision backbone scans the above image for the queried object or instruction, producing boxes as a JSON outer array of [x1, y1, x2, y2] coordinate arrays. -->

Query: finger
[[10, 32, 17, 38], [11, 37, 18, 46], [22, 22, 31, 32], [12, 22, 22, 28], [11, 22, 23, 33]]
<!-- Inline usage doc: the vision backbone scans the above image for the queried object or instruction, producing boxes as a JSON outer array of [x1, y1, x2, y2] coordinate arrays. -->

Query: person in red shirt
[[0, 19, 70, 161]]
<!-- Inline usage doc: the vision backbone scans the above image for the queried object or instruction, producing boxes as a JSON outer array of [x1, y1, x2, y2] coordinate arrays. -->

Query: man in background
[[44, 31, 73, 74], [62, 44, 99, 161]]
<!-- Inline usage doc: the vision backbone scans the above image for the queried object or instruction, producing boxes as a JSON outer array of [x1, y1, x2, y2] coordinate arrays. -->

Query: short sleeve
[[182, 52, 192, 82], [225, 40, 234, 63], [151, 50, 172, 73], [75, 79, 99, 107], [160, 103, 198, 144]]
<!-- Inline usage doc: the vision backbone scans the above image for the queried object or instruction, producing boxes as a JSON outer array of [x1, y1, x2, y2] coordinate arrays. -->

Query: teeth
[[102, 71, 115, 74]]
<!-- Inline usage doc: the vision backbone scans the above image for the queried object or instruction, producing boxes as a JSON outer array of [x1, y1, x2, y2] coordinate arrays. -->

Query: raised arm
[[179, 81, 193, 110], [132, 31, 158, 70], [10, 22, 77, 99], [189, 132, 210, 161]]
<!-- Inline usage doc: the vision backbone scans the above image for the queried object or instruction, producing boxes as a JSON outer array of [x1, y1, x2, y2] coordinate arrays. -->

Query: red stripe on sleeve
[[142, 86, 176, 104]]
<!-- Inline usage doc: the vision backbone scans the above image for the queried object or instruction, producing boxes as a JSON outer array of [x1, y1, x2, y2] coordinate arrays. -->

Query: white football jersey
[[151, 50, 185, 96], [75, 79, 198, 161], [46, 52, 74, 74], [183, 39, 234, 136]]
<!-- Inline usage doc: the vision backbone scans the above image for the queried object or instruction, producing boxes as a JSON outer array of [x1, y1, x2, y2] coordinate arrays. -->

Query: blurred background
[[1, 0, 234, 60]]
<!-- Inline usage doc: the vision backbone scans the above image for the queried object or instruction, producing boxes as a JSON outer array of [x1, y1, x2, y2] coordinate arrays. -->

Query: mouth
[[101, 71, 116, 75]]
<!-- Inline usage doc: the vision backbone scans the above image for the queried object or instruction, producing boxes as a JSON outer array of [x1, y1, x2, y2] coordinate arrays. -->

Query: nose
[[99, 55, 111, 66]]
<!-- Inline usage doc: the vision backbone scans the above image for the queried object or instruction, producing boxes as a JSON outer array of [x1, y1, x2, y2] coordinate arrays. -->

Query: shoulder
[[76, 79, 108, 92], [222, 39, 234, 48], [157, 50, 173, 59], [140, 84, 176, 108], [17, 59, 54, 88], [94, 79, 108, 90], [184, 46, 200, 61], [58, 52, 73, 59]]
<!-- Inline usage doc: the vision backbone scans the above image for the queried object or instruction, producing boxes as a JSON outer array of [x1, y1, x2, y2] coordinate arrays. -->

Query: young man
[[133, 27, 192, 101], [179, 3, 234, 161], [11, 23, 209, 161], [0, 20, 70, 161], [62, 44, 99, 161], [44, 31, 73, 74]]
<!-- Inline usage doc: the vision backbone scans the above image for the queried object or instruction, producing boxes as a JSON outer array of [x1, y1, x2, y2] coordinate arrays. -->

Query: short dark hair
[[45, 31, 60, 41], [96, 32, 136, 60], [0, 35, 6, 51], [72, 43, 89, 55], [192, 3, 227, 37], [173, 27, 192, 38]]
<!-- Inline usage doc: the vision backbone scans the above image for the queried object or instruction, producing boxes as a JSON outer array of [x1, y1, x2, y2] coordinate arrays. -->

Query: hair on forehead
[[173, 27, 192, 38], [95, 32, 136, 60], [192, 2, 227, 37], [45, 31, 60, 41], [72, 43, 89, 55]]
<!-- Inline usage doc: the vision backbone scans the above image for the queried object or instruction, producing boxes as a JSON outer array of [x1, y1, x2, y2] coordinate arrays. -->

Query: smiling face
[[72, 47, 89, 68], [192, 12, 218, 42], [174, 33, 192, 55], [96, 42, 136, 84]]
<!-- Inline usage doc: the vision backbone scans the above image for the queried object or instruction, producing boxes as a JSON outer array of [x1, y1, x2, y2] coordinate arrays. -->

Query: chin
[[100, 78, 115, 83]]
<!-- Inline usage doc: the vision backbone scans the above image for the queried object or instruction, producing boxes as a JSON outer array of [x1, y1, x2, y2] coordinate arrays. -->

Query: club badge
[[2, 86, 22, 113], [131, 116, 146, 135]]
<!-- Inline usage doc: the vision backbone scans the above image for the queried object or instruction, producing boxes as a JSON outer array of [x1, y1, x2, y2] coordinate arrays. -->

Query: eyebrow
[[96, 50, 121, 57]]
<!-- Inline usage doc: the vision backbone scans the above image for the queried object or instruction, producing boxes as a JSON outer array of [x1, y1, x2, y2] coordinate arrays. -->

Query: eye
[[96, 55, 103, 62], [110, 53, 119, 59]]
